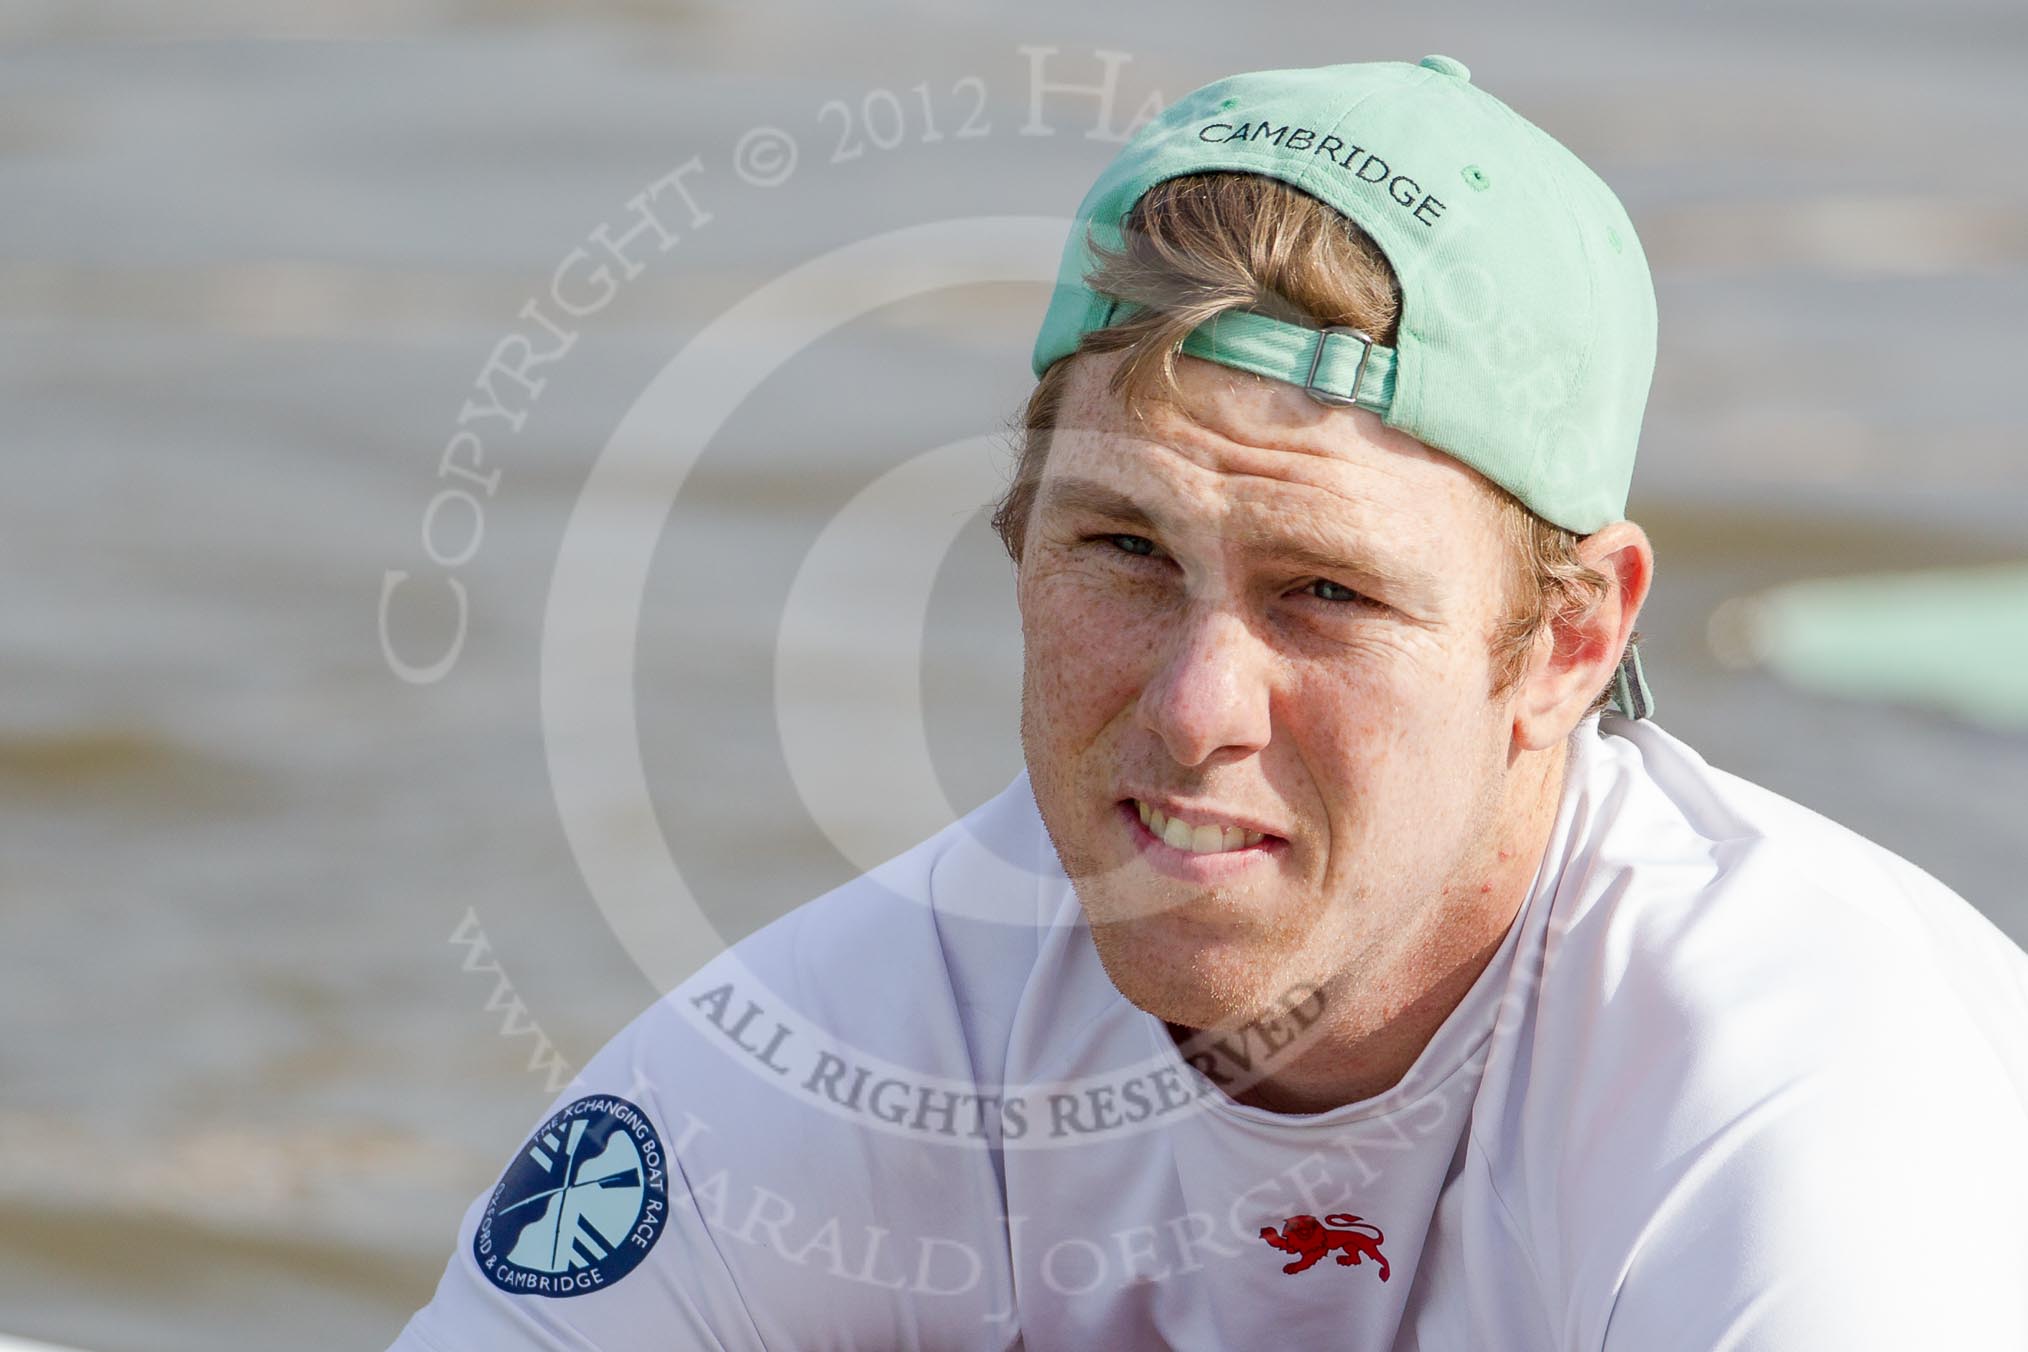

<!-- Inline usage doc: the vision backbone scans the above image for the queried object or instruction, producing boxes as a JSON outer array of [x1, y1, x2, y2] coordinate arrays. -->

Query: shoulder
[[1550, 715, 2028, 1082], [741, 765, 1060, 1054], [1482, 717, 2028, 1349], [391, 772, 1059, 1350], [605, 767, 1063, 1148]]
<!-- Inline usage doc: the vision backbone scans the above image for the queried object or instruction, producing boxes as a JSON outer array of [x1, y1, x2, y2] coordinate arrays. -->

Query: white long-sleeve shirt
[[389, 712, 2028, 1350]]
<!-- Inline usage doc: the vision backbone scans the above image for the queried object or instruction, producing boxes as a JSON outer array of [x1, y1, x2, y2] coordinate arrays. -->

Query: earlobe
[[1509, 623, 1578, 753], [1510, 521, 1654, 751]]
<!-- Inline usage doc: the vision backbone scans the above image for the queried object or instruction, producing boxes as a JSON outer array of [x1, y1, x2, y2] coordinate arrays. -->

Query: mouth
[[1117, 798, 1285, 879]]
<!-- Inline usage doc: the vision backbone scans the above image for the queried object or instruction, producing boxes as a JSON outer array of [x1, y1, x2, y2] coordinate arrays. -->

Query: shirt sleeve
[[383, 1009, 770, 1352], [386, 1182, 754, 1352], [382, 861, 1026, 1352]]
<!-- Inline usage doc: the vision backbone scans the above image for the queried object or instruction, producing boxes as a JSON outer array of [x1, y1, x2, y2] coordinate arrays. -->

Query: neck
[[1174, 738, 1570, 1115]]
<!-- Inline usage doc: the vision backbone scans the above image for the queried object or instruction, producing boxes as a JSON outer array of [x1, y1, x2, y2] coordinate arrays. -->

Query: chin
[[1082, 904, 1295, 1032]]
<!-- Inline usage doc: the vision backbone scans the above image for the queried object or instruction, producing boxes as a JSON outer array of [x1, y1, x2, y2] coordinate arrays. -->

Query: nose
[[1135, 601, 1274, 768]]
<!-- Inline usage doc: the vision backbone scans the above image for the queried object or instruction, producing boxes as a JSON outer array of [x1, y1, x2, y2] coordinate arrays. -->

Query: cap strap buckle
[[1176, 310, 1395, 415], [1302, 326, 1374, 408]]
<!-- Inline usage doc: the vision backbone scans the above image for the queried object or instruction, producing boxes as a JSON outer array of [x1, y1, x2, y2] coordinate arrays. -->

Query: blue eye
[[1307, 579, 1367, 605], [1106, 534, 1158, 557], [1085, 534, 1375, 610]]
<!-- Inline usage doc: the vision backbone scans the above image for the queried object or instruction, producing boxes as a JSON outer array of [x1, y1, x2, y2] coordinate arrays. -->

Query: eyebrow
[[1035, 479, 1434, 595]]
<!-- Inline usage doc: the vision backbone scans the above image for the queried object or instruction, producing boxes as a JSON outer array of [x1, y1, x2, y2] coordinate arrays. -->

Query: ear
[[1511, 520, 1654, 751]]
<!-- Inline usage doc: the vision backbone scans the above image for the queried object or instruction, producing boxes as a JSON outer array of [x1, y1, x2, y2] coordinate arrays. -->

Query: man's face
[[1016, 349, 1538, 1032]]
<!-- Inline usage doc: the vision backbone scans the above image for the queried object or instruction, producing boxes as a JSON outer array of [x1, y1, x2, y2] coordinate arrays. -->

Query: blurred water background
[[2, 1, 2024, 1347]]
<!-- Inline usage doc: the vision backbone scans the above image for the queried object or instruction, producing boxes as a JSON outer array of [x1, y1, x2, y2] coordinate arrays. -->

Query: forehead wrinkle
[[1127, 435, 1441, 566], [1115, 365, 1450, 477], [1097, 407, 1451, 518]]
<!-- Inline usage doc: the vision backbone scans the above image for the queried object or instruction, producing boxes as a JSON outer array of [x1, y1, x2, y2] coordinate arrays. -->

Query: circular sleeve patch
[[472, 1094, 668, 1297]]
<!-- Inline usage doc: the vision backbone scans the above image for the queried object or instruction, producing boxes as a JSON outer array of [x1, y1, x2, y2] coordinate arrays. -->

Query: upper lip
[[1120, 792, 1286, 840]]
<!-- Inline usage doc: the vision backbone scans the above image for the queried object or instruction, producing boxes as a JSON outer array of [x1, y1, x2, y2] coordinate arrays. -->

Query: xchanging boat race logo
[[473, 1095, 669, 1297]]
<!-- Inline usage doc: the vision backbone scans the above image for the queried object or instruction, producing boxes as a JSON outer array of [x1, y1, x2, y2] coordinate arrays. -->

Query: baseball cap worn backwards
[[1031, 54, 1658, 720]]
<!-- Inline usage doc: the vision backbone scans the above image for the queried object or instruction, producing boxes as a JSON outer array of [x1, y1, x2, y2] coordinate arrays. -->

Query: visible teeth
[[1138, 801, 1268, 854]]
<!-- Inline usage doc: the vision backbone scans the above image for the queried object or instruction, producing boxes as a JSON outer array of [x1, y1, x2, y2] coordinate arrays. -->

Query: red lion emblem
[[1258, 1213, 1391, 1280]]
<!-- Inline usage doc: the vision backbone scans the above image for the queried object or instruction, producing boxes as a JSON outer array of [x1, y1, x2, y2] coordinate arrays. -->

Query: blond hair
[[992, 172, 1626, 715]]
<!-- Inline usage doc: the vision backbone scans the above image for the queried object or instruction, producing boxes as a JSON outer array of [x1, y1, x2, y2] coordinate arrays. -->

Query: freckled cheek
[[1284, 671, 1400, 789], [1020, 582, 1160, 731], [1282, 664, 1450, 842]]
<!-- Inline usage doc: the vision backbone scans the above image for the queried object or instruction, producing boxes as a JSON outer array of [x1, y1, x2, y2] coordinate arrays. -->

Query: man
[[389, 56, 2028, 1350]]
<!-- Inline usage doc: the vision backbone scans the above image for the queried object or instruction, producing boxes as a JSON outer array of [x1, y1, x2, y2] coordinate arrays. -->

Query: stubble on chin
[[1032, 794, 1109, 892], [1075, 877, 1318, 1033]]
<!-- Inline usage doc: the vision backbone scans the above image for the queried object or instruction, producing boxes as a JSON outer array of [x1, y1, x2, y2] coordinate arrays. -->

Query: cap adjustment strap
[[1176, 310, 1397, 415], [1609, 643, 1654, 721]]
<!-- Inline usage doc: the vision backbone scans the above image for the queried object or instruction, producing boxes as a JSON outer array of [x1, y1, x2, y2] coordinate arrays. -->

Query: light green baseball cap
[[1031, 54, 1657, 720]]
